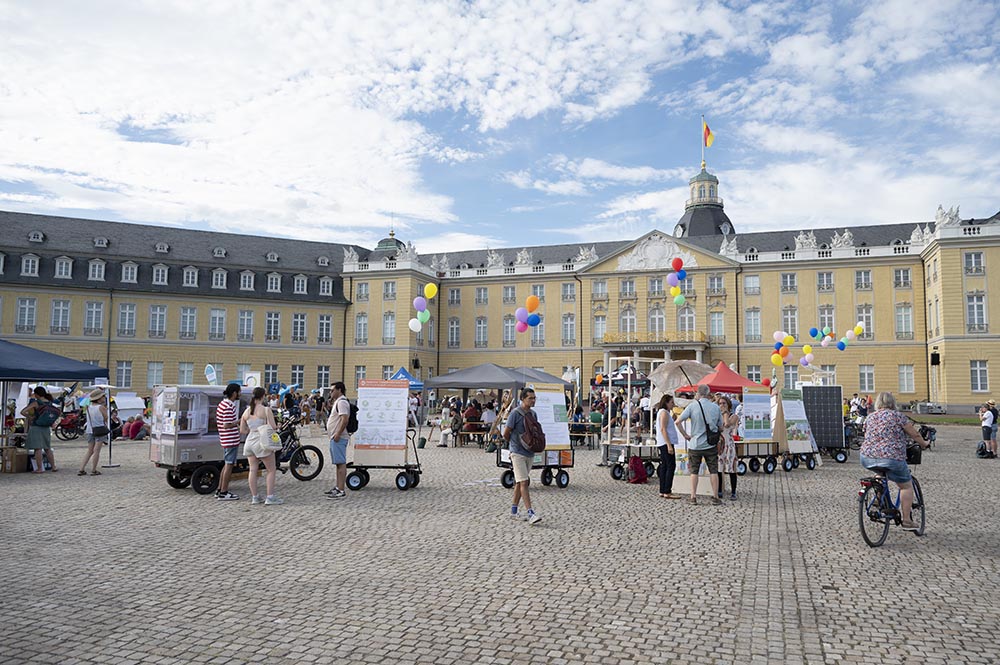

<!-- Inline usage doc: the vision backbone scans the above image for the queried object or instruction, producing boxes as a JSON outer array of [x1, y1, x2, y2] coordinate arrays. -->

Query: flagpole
[[700, 114, 705, 168]]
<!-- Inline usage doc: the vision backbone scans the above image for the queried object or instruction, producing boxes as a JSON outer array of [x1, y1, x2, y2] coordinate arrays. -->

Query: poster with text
[[355, 379, 409, 451], [530, 384, 571, 450], [741, 387, 774, 441], [781, 389, 817, 454]]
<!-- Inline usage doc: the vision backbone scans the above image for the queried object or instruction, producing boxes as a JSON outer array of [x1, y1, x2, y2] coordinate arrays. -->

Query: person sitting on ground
[[859, 391, 929, 530]]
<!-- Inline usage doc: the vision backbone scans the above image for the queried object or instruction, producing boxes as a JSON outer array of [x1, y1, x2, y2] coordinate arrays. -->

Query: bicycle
[[857, 446, 925, 547]]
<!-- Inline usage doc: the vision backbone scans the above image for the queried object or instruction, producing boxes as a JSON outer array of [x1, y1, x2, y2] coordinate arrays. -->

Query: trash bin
[[417, 437, 427, 449]]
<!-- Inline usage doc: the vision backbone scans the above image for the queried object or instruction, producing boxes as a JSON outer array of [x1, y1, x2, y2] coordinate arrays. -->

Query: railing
[[858, 332, 874, 341], [238, 333, 253, 342], [355, 337, 367, 346], [149, 329, 166, 338], [562, 294, 576, 302], [818, 249, 832, 258], [531, 339, 545, 347], [180, 331, 196, 340], [619, 293, 637, 300], [591, 293, 609, 301], [503, 340, 516, 347], [894, 280, 911, 288], [648, 290, 665, 298], [963, 226, 982, 236], [447, 341, 459, 348], [562, 264, 575, 271], [707, 288, 726, 296], [745, 335, 761, 343], [600, 330, 707, 344], [855, 248, 871, 257], [264, 334, 280, 342], [967, 323, 989, 334], [531, 265, 545, 273], [475, 298, 488, 305], [84, 327, 102, 336], [428, 340, 435, 348], [355, 293, 368, 302], [781, 252, 796, 260], [209, 333, 226, 341], [685, 196, 724, 207], [475, 340, 488, 348], [292, 336, 306, 344], [117, 328, 135, 337], [383, 292, 396, 300], [318, 336, 332, 345], [504, 267, 515, 274], [709, 335, 726, 344], [50, 326, 69, 335], [562, 339, 576, 346], [855, 282, 872, 290], [476, 269, 487, 276], [448, 299, 461, 306], [384, 261, 396, 269], [744, 254, 759, 262], [503, 296, 517, 304], [965, 266, 985, 276], [382, 336, 395, 345], [780, 285, 797, 293], [744, 287, 760, 296], [817, 284, 834, 292], [895, 331, 914, 340]]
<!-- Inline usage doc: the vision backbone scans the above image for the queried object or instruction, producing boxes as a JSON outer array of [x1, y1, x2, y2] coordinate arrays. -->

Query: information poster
[[530, 384, 570, 450], [780, 389, 817, 454], [355, 379, 409, 450], [740, 387, 773, 441]]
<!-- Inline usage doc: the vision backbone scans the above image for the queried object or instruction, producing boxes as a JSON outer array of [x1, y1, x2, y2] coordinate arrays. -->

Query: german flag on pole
[[703, 119, 715, 148]]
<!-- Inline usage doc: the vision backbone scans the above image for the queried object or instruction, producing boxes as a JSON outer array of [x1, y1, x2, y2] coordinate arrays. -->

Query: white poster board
[[780, 388, 817, 454], [740, 387, 774, 441], [243, 371, 261, 388], [353, 379, 409, 466], [530, 384, 571, 450]]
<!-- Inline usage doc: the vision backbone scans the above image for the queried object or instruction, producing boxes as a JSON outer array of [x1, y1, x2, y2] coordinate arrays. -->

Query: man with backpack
[[676, 384, 724, 505], [502, 388, 543, 525], [325, 381, 356, 499]]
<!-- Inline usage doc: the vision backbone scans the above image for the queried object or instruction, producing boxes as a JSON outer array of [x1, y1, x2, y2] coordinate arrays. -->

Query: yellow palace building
[[2, 164, 998, 411]]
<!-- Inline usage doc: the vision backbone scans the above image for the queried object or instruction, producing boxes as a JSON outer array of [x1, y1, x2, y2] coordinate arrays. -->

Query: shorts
[[983, 426, 993, 441], [687, 448, 719, 474], [992, 423, 998, 440], [860, 454, 911, 483], [510, 453, 533, 483], [222, 445, 239, 464], [330, 437, 349, 465]]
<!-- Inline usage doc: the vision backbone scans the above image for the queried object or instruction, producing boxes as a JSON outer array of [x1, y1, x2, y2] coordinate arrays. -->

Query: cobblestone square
[[1, 426, 998, 664]]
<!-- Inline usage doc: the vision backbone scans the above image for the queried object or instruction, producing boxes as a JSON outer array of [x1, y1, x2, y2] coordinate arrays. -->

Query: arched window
[[698, 185, 705, 199], [677, 306, 695, 332], [649, 306, 665, 335], [620, 307, 636, 334], [709, 185, 716, 198]]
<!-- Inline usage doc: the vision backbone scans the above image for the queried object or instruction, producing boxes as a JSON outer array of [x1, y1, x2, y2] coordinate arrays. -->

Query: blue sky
[[1, 0, 998, 253]]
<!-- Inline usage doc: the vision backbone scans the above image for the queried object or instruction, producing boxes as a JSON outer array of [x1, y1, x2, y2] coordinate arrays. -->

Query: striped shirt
[[216, 398, 241, 448]]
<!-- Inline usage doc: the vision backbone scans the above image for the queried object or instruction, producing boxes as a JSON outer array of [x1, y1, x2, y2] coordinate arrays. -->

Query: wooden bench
[[453, 422, 490, 447]]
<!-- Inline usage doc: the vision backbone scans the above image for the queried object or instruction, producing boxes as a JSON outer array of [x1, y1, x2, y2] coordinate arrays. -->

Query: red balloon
[[762, 378, 771, 387], [671, 257, 683, 272]]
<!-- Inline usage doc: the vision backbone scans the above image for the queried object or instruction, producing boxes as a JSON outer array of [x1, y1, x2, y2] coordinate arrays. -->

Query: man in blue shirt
[[503, 388, 542, 525], [677, 384, 724, 505]]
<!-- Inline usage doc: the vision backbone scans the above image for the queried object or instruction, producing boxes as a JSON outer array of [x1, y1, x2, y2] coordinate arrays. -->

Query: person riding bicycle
[[859, 391, 929, 531]]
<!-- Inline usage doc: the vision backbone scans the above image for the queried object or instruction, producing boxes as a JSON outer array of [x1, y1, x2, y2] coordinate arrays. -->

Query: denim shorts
[[860, 454, 911, 483], [330, 437, 349, 465], [222, 445, 239, 464]]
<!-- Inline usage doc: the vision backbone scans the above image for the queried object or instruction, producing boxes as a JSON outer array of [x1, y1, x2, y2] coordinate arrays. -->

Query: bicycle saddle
[[866, 466, 892, 477]]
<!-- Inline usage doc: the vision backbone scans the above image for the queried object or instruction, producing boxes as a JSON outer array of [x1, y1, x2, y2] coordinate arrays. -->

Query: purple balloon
[[413, 296, 427, 312], [666, 273, 679, 287], [515, 307, 529, 323], [799, 357, 809, 367]]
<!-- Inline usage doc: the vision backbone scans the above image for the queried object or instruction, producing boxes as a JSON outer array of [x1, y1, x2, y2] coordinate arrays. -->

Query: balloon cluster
[[806, 321, 866, 356], [770, 331, 797, 367], [513, 294, 541, 333], [667, 257, 688, 306], [408, 283, 438, 333]]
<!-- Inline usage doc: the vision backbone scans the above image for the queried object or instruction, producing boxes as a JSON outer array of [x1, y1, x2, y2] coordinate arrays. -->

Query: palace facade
[[2, 166, 998, 411]]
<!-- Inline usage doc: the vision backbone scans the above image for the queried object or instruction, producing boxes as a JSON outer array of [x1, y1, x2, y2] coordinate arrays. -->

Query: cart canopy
[[675, 361, 763, 394], [0, 339, 107, 381]]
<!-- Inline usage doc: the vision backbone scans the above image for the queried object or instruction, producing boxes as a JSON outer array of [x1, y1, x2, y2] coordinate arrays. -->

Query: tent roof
[[509, 367, 571, 387], [425, 363, 563, 390], [0, 339, 107, 381], [676, 361, 763, 394]]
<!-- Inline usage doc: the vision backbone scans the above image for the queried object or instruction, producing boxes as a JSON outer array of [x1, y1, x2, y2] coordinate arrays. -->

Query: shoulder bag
[[696, 401, 721, 448]]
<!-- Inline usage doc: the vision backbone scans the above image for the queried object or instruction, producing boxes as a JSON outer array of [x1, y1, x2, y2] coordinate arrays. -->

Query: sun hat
[[89, 388, 107, 400], [988, 400, 996, 406]]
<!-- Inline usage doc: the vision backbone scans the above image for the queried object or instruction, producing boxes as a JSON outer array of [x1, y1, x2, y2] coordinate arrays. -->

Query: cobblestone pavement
[[1, 425, 999, 664]]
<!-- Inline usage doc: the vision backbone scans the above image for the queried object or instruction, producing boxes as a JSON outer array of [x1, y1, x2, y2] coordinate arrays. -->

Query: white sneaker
[[527, 512, 542, 525], [509, 510, 522, 520], [250, 495, 263, 505], [264, 495, 284, 505]]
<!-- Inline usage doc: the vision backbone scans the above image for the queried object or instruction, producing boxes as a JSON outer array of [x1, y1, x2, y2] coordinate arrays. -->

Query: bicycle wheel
[[858, 485, 890, 547], [289, 445, 324, 481], [909, 477, 926, 536]]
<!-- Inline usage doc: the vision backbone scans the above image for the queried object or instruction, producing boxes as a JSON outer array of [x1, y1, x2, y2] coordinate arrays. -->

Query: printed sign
[[780, 388, 817, 454], [354, 379, 409, 451], [741, 387, 774, 441]]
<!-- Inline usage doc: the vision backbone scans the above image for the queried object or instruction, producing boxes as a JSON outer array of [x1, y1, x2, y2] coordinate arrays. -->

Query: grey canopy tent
[[424, 363, 570, 391]]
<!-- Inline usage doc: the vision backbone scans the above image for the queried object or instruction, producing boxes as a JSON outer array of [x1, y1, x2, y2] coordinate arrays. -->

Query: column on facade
[[696, 349, 703, 363]]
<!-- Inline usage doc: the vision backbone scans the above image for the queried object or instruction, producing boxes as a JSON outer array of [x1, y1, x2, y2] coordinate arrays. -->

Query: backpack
[[627, 455, 648, 484], [33, 402, 61, 428], [977, 441, 990, 458], [518, 407, 546, 453], [336, 397, 360, 434]]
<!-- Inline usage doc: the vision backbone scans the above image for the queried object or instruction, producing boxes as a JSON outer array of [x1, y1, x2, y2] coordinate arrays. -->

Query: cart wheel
[[643, 461, 656, 479], [748, 457, 761, 473], [165, 469, 191, 489], [556, 469, 570, 488], [782, 457, 794, 472], [409, 470, 421, 488], [191, 464, 220, 494], [289, 445, 324, 481], [736, 461, 747, 476], [610, 463, 625, 481], [395, 471, 412, 491], [359, 469, 371, 488], [346, 471, 365, 491], [834, 450, 848, 464], [792, 456, 800, 469], [806, 455, 817, 470], [764, 457, 777, 474], [501, 470, 515, 489], [541, 468, 553, 486]]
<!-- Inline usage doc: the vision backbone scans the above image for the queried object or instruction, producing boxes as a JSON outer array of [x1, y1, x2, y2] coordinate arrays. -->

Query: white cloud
[[502, 170, 588, 196], [413, 231, 505, 254], [900, 63, 1000, 132]]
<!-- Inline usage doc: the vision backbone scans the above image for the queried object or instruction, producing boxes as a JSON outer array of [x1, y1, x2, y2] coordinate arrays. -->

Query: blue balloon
[[774, 342, 783, 350], [836, 341, 846, 351], [677, 269, 687, 280], [809, 327, 819, 338], [527, 313, 541, 327]]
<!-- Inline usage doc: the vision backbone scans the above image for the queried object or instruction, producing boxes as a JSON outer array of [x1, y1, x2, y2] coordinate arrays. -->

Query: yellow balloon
[[802, 345, 812, 354], [783, 335, 794, 346], [424, 283, 438, 300], [770, 353, 783, 367], [853, 325, 863, 335], [670, 286, 681, 297]]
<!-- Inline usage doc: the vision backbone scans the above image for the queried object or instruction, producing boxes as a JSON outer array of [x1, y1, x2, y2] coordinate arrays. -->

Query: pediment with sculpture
[[614, 233, 700, 272]]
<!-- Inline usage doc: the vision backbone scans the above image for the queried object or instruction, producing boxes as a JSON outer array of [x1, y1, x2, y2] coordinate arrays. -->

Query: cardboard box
[[1, 447, 30, 474]]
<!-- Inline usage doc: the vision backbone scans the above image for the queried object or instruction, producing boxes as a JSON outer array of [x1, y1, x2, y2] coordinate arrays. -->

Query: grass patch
[[907, 414, 980, 426]]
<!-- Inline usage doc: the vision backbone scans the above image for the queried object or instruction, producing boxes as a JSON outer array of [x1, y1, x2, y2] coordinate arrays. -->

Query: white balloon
[[820, 338, 830, 347], [408, 318, 422, 332], [805, 353, 814, 362]]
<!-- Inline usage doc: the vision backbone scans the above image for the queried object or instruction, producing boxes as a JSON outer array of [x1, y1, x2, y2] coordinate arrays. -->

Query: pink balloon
[[515, 321, 528, 333], [515, 307, 529, 323], [805, 353, 815, 362], [845, 330, 856, 340], [820, 338, 830, 347], [773, 331, 785, 342]]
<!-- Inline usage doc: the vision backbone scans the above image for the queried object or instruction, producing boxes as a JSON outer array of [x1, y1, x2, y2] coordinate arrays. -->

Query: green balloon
[[822, 326, 831, 335], [673, 294, 686, 306], [417, 309, 430, 323]]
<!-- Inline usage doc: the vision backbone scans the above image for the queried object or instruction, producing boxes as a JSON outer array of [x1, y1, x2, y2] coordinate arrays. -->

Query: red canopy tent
[[675, 361, 763, 394]]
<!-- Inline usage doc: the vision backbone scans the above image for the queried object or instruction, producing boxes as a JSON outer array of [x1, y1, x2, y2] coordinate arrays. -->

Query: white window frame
[[649, 307, 665, 335], [240, 271, 255, 291], [859, 365, 875, 392], [238, 310, 254, 340], [620, 307, 636, 334], [147, 361, 163, 390], [182, 267, 198, 288], [212, 268, 227, 289], [149, 305, 166, 335], [561, 313, 575, 344], [355, 313, 368, 344], [54, 257, 73, 279], [294, 275, 308, 295], [971, 360, 989, 392], [50, 299, 70, 330], [178, 362, 194, 384], [319, 277, 333, 296], [118, 303, 136, 335], [88, 259, 105, 281], [677, 306, 695, 333], [267, 273, 281, 293], [116, 361, 133, 388], [382, 312, 395, 345], [898, 365, 915, 393], [293, 313, 307, 342], [152, 264, 168, 285], [121, 262, 137, 283]]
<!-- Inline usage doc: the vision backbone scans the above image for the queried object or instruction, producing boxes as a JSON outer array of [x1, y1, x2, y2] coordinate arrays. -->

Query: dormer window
[[54, 257, 73, 279], [293, 275, 308, 294], [152, 264, 169, 285], [93, 237, 109, 248], [240, 271, 255, 291], [88, 259, 105, 281], [266, 252, 279, 263], [183, 266, 199, 287], [121, 262, 138, 283], [212, 268, 228, 289], [155, 242, 170, 253], [28, 231, 45, 243], [317, 256, 330, 267], [267, 273, 281, 293], [212, 247, 227, 258], [21, 254, 39, 277], [319, 276, 333, 296]]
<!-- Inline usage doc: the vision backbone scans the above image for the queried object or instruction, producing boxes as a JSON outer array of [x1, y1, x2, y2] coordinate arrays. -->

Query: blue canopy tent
[[390, 367, 423, 391]]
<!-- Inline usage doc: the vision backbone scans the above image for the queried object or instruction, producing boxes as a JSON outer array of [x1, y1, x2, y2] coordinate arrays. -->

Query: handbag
[[92, 425, 110, 438], [696, 401, 721, 448], [258, 424, 282, 452]]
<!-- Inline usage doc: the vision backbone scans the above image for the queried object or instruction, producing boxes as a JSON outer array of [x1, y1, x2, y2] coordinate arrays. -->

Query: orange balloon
[[525, 295, 540, 312], [779, 346, 789, 358], [595, 374, 603, 385]]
